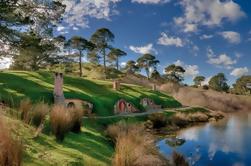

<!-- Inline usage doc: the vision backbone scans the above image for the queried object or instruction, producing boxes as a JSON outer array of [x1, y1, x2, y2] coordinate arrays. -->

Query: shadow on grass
[[62, 131, 113, 164]]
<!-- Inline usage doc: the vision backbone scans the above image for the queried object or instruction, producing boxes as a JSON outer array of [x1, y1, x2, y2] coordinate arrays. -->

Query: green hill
[[0, 71, 181, 116]]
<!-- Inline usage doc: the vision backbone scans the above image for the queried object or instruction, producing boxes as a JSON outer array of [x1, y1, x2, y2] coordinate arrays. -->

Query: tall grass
[[107, 121, 168, 166], [32, 102, 50, 127], [172, 151, 189, 166], [50, 105, 72, 141], [0, 115, 23, 166], [69, 108, 84, 133], [19, 98, 33, 124]]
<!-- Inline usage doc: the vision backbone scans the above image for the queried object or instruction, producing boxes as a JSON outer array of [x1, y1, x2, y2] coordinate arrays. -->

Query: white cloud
[[0, 57, 12, 69], [175, 0, 245, 33], [200, 34, 213, 40], [56, 26, 65, 31], [202, 76, 212, 85], [120, 62, 127, 67], [131, 0, 170, 4], [207, 48, 237, 69], [219, 31, 241, 44], [62, 0, 121, 28], [129, 43, 158, 54], [174, 60, 199, 77], [230, 67, 249, 77], [72, 27, 79, 31], [158, 32, 184, 47]]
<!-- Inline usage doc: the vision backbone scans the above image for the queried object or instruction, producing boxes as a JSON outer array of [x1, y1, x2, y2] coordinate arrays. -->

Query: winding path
[[83, 106, 191, 119]]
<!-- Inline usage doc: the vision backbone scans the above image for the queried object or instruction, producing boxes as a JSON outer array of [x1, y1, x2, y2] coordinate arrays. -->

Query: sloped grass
[[5, 115, 114, 166], [0, 71, 181, 116]]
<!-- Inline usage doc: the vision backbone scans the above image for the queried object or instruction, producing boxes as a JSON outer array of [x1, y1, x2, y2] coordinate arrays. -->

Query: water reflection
[[157, 113, 251, 166]]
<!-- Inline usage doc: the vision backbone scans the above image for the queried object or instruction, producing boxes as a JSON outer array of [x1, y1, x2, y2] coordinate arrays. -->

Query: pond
[[157, 112, 251, 166]]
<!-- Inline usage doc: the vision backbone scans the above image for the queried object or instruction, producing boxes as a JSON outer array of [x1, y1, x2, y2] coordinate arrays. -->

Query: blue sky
[[2, 0, 251, 85]]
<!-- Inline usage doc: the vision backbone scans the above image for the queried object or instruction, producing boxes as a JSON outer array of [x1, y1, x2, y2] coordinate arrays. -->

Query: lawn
[[0, 70, 181, 116]]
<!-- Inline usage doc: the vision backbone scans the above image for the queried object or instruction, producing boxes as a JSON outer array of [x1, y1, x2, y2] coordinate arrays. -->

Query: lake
[[157, 112, 251, 166]]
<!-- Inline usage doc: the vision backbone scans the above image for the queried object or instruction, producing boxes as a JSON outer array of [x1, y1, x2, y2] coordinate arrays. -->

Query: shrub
[[148, 113, 167, 129], [32, 102, 50, 127], [69, 108, 84, 133], [172, 151, 189, 166], [0, 115, 23, 166], [50, 105, 72, 141], [171, 112, 189, 127], [108, 122, 167, 166], [202, 85, 209, 90], [19, 98, 33, 124]]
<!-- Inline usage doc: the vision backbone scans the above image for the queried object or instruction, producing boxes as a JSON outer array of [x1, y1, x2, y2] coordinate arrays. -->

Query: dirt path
[[83, 106, 190, 119]]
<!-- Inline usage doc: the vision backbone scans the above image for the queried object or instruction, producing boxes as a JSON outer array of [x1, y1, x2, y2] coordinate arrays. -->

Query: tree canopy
[[107, 48, 127, 70], [136, 54, 159, 79], [90, 28, 115, 78], [232, 75, 251, 95], [193, 76, 205, 86], [67, 36, 95, 76], [164, 64, 185, 83], [209, 73, 229, 92]]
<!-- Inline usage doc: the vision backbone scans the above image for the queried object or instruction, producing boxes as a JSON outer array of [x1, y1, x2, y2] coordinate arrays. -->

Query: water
[[157, 113, 251, 166]]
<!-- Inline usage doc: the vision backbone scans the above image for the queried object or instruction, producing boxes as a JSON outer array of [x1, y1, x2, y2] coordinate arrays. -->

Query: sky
[[1, 0, 251, 85]]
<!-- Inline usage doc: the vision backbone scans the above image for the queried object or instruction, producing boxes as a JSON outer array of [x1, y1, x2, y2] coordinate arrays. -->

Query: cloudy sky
[[2, 0, 251, 85]]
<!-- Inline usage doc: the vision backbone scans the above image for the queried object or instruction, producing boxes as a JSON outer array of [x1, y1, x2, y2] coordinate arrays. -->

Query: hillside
[[0, 71, 181, 116]]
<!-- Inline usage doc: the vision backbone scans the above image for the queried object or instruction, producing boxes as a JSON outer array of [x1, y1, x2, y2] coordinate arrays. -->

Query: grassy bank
[[1, 113, 114, 166], [0, 71, 181, 116]]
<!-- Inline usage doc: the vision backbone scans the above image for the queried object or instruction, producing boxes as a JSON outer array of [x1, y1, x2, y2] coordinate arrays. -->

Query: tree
[[68, 36, 95, 77], [150, 69, 161, 80], [137, 54, 159, 79], [107, 48, 127, 70], [0, 0, 65, 55], [209, 73, 229, 92], [10, 33, 64, 70], [232, 75, 251, 95], [193, 76, 205, 86], [124, 60, 139, 74], [164, 64, 185, 83], [90, 28, 115, 78]]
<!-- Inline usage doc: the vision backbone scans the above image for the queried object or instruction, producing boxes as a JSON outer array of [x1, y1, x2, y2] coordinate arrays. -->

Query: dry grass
[[68, 107, 84, 133], [171, 112, 209, 127], [107, 121, 168, 166], [171, 112, 190, 127], [50, 105, 72, 141], [148, 113, 167, 129], [32, 102, 50, 127], [19, 98, 33, 124], [0, 115, 23, 166], [160, 83, 251, 112], [172, 151, 189, 166]]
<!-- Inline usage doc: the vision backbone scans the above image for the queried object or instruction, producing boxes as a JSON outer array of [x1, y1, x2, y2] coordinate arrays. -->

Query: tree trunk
[[103, 49, 107, 78], [146, 68, 149, 80], [79, 50, 82, 77], [116, 57, 119, 70]]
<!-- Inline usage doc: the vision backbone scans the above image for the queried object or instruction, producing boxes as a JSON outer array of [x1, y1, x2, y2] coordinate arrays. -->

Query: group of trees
[[1, 1, 250, 95], [193, 73, 251, 95], [0, 0, 65, 68]]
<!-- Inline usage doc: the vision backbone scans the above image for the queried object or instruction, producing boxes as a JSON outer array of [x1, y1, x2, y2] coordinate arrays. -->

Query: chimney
[[53, 72, 65, 105]]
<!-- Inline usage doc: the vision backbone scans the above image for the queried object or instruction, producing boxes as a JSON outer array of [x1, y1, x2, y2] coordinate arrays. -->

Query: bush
[[107, 122, 168, 166], [0, 115, 23, 166], [172, 151, 189, 166], [50, 105, 72, 141], [19, 98, 33, 124], [69, 108, 84, 133], [171, 113, 189, 127], [202, 85, 209, 90], [148, 113, 167, 129], [32, 102, 50, 127]]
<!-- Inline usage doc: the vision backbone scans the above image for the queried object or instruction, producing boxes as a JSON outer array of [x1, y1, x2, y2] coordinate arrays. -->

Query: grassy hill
[[0, 70, 181, 116]]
